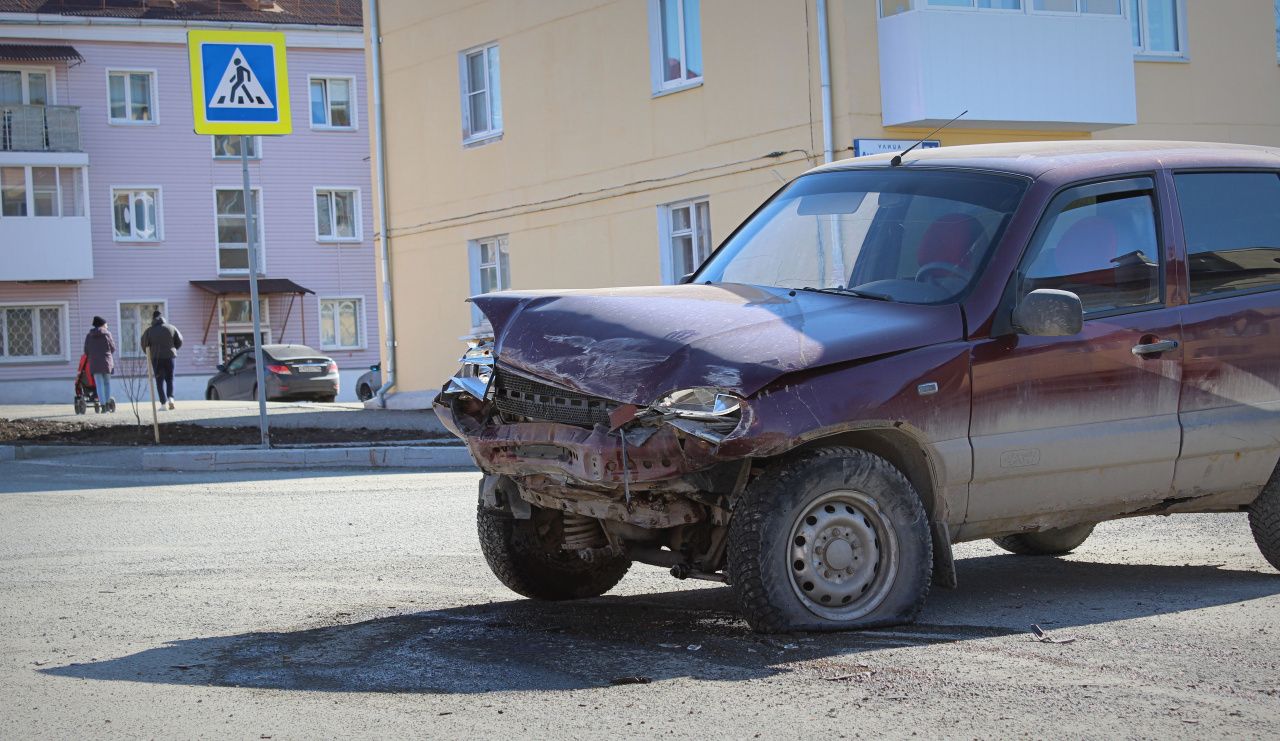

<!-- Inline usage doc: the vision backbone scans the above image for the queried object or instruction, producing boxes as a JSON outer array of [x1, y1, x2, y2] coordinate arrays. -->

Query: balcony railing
[[0, 105, 81, 152]]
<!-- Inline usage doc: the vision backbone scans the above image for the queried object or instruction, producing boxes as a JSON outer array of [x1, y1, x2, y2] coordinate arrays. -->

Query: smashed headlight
[[652, 387, 744, 444], [445, 339, 494, 399]]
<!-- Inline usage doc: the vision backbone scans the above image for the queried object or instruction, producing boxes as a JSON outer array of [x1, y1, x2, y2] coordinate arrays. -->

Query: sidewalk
[[0, 400, 447, 433], [0, 441, 475, 471]]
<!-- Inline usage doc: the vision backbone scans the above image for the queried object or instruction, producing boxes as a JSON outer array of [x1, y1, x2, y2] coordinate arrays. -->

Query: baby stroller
[[74, 354, 114, 414]]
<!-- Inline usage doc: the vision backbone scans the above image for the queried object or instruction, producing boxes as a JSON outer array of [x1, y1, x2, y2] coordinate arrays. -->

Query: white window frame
[[1129, 0, 1188, 60], [307, 75, 358, 131], [316, 295, 366, 351], [0, 301, 69, 364], [458, 42, 503, 144], [647, 0, 704, 95], [211, 135, 262, 160], [658, 197, 712, 284], [467, 235, 510, 329], [213, 186, 266, 276], [1, 165, 84, 219], [313, 186, 362, 243], [105, 69, 159, 125], [0, 65, 56, 104], [116, 299, 167, 359], [110, 185, 163, 242]]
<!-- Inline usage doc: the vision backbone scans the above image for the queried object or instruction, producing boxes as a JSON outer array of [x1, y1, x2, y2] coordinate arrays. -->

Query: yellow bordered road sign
[[188, 29, 291, 135]]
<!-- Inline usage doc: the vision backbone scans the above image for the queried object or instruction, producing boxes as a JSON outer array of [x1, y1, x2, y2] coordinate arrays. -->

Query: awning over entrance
[[191, 279, 314, 355], [0, 45, 84, 63], [190, 278, 313, 295]]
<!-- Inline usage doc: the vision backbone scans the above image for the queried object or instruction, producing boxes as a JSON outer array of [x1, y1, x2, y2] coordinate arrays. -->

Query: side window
[[227, 353, 248, 372], [1019, 178, 1161, 315], [1174, 172, 1280, 299]]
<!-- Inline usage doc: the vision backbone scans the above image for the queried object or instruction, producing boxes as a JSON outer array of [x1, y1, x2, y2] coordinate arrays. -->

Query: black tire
[[207, 386, 220, 401], [1248, 471, 1280, 571], [476, 501, 630, 600], [317, 395, 337, 403], [992, 523, 1095, 556], [74, 398, 86, 415], [727, 447, 933, 633], [357, 384, 373, 402]]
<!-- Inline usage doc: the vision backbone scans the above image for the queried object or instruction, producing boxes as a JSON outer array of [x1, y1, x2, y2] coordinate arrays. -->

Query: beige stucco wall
[[368, 0, 1280, 398]]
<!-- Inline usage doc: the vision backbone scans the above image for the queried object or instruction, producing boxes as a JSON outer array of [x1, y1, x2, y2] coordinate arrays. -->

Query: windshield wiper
[[798, 286, 895, 302]]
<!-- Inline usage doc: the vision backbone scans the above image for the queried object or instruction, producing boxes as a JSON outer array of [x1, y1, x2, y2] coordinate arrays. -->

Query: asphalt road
[[2, 457, 1278, 739]]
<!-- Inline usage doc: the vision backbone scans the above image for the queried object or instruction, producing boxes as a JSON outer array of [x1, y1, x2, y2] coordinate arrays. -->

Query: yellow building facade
[[366, 0, 1280, 404]]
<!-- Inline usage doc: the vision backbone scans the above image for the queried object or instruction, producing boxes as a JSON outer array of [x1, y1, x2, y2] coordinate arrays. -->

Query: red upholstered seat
[[916, 213, 984, 270]]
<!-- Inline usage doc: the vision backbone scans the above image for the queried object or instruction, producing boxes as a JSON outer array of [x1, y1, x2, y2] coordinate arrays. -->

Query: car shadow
[[41, 555, 1280, 694]]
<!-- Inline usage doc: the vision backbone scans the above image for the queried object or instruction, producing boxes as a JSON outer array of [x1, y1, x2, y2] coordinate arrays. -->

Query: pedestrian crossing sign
[[188, 29, 291, 135]]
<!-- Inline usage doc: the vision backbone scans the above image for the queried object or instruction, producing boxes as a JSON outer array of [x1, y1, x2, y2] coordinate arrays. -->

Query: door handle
[[1131, 339, 1179, 356]]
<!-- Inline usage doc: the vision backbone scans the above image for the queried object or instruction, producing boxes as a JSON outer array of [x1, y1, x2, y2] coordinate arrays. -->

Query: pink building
[[0, 0, 377, 402]]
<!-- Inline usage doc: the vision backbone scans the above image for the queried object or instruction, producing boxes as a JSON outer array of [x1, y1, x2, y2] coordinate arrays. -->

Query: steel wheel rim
[[787, 489, 899, 621]]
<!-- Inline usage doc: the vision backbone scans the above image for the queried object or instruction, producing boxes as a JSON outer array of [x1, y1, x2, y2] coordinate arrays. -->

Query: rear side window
[[1019, 178, 1161, 316], [1175, 172, 1280, 299]]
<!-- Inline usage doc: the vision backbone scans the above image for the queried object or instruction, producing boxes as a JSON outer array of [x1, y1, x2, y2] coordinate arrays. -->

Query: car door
[[1170, 170, 1280, 501], [967, 176, 1184, 526], [221, 351, 251, 399]]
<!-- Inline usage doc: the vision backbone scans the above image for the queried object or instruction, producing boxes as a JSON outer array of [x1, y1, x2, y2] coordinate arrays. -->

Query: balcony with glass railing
[[0, 105, 81, 152]]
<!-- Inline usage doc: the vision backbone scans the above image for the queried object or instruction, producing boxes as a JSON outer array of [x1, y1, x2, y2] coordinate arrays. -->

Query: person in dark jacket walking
[[83, 316, 117, 411], [140, 310, 183, 409]]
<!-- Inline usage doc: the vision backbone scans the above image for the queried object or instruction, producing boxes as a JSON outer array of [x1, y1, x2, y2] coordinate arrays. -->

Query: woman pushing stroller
[[83, 316, 117, 412]]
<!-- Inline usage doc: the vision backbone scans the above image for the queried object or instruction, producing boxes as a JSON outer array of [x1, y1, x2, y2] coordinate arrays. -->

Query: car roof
[[809, 140, 1280, 179], [260, 344, 324, 359]]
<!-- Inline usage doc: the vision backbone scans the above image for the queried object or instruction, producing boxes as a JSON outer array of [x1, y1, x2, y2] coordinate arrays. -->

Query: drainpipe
[[368, 0, 396, 407], [815, 0, 846, 281]]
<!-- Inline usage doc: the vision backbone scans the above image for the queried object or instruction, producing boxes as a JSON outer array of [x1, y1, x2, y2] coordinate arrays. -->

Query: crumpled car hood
[[472, 283, 964, 405]]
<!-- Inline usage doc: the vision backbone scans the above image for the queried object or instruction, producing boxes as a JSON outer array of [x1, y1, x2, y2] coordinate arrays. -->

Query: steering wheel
[[915, 261, 970, 284]]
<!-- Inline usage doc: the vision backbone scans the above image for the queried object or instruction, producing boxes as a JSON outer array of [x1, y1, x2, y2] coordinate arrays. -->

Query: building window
[[660, 198, 712, 283], [112, 188, 161, 241], [215, 188, 263, 274], [319, 297, 363, 350], [468, 235, 509, 327], [649, 0, 702, 93], [213, 135, 260, 159], [0, 68, 51, 104], [459, 43, 502, 143], [219, 297, 270, 359], [309, 77, 354, 129], [1129, 0, 1183, 55], [0, 166, 83, 218], [118, 301, 165, 358], [107, 70, 156, 123], [315, 188, 360, 242], [0, 304, 64, 362], [1032, 0, 1119, 11]]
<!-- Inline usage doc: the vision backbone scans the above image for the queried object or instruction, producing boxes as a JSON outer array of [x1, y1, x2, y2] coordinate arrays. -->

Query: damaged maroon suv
[[435, 141, 1280, 632]]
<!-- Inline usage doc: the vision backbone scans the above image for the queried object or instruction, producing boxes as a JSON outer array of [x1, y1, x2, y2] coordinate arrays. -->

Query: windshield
[[695, 168, 1029, 303]]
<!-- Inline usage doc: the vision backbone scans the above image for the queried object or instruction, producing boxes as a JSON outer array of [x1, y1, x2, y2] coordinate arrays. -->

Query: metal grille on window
[[6, 308, 34, 356], [39, 308, 60, 357]]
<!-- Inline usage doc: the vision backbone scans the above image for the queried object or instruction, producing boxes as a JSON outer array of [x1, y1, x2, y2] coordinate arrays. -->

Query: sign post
[[188, 30, 291, 448]]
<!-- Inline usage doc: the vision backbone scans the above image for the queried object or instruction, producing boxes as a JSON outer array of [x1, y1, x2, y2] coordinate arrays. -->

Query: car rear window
[[1174, 172, 1280, 299]]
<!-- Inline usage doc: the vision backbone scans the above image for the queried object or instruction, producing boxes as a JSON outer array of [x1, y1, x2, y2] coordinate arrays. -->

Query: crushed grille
[[494, 367, 616, 428]]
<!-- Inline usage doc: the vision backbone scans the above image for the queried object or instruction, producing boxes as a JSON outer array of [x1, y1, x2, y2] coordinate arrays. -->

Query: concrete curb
[[142, 445, 476, 471], [1, 444, 141, 461]]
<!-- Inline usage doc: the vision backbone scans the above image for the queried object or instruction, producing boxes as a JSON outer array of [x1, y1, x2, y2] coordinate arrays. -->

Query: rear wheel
[[317, 395, 337, 403], [74, 398, 86, 415], [727, 447, 933, 633], [357, 384, 373, 402], [476, 500, 630, 600], [992, 523, 1095, 556], [1248, 473, 1280, 571]]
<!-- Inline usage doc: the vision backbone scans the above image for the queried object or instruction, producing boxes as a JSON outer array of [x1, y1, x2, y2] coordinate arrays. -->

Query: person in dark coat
[[83, 316, 117, 410], [141, 310, 183, 409]]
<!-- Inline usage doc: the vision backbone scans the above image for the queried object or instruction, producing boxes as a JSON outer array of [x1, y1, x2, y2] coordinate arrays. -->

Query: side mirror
[[1013, 289, 1083, 337], [370, 364, 379, 371], [216, 364, 226, 372]]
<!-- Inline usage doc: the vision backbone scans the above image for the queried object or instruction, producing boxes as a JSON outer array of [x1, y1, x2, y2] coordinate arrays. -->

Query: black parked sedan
[[206, 344, 339, 402]]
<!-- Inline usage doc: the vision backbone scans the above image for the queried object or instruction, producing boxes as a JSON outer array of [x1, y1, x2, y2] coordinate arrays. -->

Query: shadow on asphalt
[[42, 556, 1280, 693]]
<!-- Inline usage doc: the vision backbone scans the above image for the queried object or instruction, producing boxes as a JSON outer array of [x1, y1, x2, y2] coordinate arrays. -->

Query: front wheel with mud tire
[[991, 523, 1095, 556], [1248, 472, 1280, 571], [476, 501, 630, 600], [727, 447, 933, 633]]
